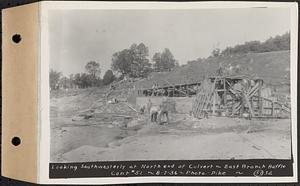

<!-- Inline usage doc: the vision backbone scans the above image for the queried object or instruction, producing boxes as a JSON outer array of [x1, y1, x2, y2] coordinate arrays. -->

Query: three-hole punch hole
[[12, 34, 22, 43], [11, 137, 21, 146]]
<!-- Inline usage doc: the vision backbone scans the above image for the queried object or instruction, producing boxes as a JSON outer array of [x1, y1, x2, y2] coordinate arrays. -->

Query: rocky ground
[[50, 88, 291, 162]]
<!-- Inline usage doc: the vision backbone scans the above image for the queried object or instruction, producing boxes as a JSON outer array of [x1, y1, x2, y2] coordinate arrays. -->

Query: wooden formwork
[[192, 75, 290, 119], [191, 78, 217, 118]]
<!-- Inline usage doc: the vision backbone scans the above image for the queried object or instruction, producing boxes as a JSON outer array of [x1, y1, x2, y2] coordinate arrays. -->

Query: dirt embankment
[[50, 87, 140, 160]]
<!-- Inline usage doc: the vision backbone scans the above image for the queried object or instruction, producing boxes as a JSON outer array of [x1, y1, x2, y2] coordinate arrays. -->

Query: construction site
[[50, 51, 292, 162], [134, 75, 290, 119]]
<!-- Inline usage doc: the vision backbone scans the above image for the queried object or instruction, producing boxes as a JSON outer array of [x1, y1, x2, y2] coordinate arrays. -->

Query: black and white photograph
[[48, 4, 294, 167]]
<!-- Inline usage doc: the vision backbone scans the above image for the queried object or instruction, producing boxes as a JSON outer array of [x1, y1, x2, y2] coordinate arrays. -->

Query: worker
[[139, 105, 146, 115], [146, 99, 153, 115], [157, 97, 169, 125], [150, 105, 160, 122]]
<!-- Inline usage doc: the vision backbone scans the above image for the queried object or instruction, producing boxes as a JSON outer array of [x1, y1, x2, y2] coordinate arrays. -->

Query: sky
[[49, 8, 290, 77]]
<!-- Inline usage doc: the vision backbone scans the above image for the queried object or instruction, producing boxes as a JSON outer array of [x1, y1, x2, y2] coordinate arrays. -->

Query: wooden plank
[[257, 82, 263, 116], [212, 92, 216, 115], [271, 101, 274, 116], [122, 102, 139, 113], [246, 82, 260, 97], [244, 94, 255, 117]]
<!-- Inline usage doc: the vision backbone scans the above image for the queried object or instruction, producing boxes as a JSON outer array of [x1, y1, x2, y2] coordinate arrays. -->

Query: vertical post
[[258, 80, 263, 116], [250, 96, 253, 112], [212, 92, 216, 116], [186, 85, 188, 96], [173, 86, 175, 97], [223, 79, 227, 106], [271, 101, 274, 117], [179, 85, 182, 97], [185, 85, 188, 96]]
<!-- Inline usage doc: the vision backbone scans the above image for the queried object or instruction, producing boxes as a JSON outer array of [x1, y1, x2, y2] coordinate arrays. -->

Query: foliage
[[103, 70, 115, 85], [49, 69, 62, 90], [85, 61, 101, 77], [187, 58, 204, 65], [84, 61, 101, 87], [153, 48, 177, 72], [111, 43, 152, 78], [111, 49, 132, 76], [73, 73, 102, 89], [211, 48, 221, 57], [130, 43, 152, 77], [58, 76, 70, 89], [50, 61, 103, 90], [220, 32, 290, 56]]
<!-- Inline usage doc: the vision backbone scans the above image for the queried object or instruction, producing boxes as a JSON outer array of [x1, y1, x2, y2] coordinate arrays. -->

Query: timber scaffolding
[[137, 80, 201, 97], [136, 75, 290, 119], [192, 75, 291, 119]]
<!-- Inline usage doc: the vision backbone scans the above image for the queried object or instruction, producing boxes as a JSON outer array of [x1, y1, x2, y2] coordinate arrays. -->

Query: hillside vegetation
[[220, 32, 290, 56], [134, 32, 290, 89], [135, 50, 290, 89]]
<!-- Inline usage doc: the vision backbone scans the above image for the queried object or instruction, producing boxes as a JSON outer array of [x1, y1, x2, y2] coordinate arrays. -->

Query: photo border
[[38, 1, 298, 184]]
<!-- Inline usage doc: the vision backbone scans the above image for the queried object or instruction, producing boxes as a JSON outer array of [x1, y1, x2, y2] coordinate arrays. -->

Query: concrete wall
[[136, 97, 194, 114]]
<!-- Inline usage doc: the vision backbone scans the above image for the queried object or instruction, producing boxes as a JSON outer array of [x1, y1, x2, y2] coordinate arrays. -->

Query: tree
[[153, 48, 177, 72], [111, 43, 152, 78], [85, 61, 101, 86], [152, 52, 161, 71], [49, 69, 62, 90], [68, 74, 76, 89], [59, 76, 69, 89], [220, 32, 290, 56], [73, 73, 90, 89], [103, 70, 115, 85], [73, 73, 83, 88], [211, 48, 221, 57], [130, 43, 152, 77], [81, 73, 93, 88], [112, 49, 133, 76], [85, 61, 101, 77]]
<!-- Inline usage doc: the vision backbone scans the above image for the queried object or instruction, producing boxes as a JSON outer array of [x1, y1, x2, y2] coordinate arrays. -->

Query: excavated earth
[[50, 88, 292, 162]]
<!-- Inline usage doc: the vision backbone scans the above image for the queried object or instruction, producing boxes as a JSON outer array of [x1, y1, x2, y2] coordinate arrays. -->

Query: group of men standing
[[142, 98, 170, 125]]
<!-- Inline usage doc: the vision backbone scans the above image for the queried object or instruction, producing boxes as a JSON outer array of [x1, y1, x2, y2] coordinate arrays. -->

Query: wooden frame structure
[[192, 75, 290, 119], [137, 81, 201, 97], [135, 75, 290, 119]]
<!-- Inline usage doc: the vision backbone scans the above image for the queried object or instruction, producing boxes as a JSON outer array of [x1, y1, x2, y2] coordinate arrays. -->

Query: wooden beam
[[122, 102, 139, 113], [212, 92, 216, 115], [257, 81, 263, 116], [271, 101, 274, 116], [244, 93, 255, 117]]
